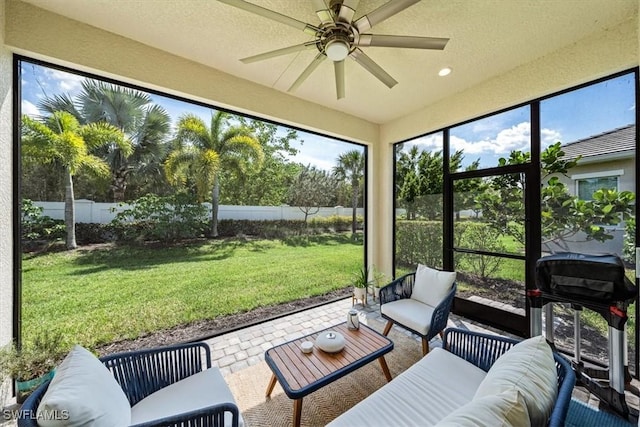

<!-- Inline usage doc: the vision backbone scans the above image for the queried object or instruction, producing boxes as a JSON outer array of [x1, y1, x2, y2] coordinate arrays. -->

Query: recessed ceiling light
[[438, 67, 452, 77]]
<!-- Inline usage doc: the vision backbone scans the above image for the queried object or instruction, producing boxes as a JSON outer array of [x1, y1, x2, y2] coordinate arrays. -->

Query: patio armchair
[[380, 265, 457, 355], [18, 342, 241, 427]]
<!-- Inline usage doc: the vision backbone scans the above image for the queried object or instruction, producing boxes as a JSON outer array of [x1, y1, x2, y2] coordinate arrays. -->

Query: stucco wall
[[554, 158, 636, 195], [0, 0, 13, 347]]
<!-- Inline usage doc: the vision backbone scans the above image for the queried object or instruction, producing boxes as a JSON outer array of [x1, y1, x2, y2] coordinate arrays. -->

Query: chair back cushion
[[436, 389, 530, 427], [474, 335, 557, 426], [411, 264, 456, 307], [37, 345, 131, 427]]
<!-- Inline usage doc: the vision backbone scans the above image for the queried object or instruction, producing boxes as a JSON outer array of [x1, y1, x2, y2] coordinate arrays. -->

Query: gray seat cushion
[[327, 347, 487, 426], [381, 298, 434, 335], [130, 368, 243, 427]]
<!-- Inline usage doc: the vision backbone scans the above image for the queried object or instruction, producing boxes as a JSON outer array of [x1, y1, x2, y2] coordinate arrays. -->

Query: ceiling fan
[[218, 0, 449, 99]]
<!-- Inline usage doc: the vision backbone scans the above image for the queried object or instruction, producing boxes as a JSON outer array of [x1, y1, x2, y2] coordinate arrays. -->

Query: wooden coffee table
[[264, 322, 393, 427]]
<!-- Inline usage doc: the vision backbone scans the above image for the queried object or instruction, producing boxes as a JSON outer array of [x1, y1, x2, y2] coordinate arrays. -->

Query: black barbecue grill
[[529, 252, 637, 418]]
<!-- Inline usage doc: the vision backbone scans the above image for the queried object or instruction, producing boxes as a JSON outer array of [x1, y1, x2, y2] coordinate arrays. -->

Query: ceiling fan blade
[[312, 0, 333, 25], [241, 42, 318, 63], [354, 0, 420, 32], [218, 0, 320, 35], [350, 48, 397, 88], [288, 53, 327, 92], [334, 60, 345, 99], [336, 0, 359, 23], [358, 34, 449, 50]]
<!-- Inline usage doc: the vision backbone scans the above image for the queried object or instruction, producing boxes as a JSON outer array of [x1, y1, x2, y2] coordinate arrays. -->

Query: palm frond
[[37, 93, 82, 121], [77, 153, 111, 178], [175, 114, 210, 149], [79, 80, 149, 131], [80, 122, 133, 157], [164, 148, 198, 186]]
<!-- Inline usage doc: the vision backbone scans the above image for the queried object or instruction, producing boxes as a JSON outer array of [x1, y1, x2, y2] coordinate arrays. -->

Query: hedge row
[[23, 215, 363, 248]]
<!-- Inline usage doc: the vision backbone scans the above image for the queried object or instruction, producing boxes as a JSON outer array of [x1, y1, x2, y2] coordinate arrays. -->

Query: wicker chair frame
[[379, 272, 457, 355], [18, 342, 240, 427], [443, 328, 576, 427]]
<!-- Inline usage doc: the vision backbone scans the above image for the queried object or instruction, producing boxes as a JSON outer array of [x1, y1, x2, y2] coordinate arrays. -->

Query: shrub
[[309, 215, 361, 233], [395, 220, 443, 269], [75, 223, 115, 244], [623, 217, 636, 266], [455, 222, 506, 278], [21, 199, 65, 243], [111, 193, 208, 242], [217, 219, 307, 238]]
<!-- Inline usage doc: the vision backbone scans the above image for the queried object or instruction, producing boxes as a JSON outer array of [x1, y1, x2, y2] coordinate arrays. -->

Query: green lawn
[[22, 234, 363, 349]]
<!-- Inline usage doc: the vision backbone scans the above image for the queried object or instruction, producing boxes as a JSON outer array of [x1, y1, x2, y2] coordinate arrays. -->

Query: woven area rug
[[225, 322, 423, 427], [565, 398, 634, 427]]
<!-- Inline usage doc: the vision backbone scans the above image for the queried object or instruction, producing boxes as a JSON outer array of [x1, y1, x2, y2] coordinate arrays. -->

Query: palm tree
[[21, 111, 130, 249], [164, 111, 264, 237], [333, 150, 365, 234], [39, 80, 171, 201]]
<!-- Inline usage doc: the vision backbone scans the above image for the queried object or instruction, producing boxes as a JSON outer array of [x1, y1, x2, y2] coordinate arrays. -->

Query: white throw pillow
[[436, 389, 531, 427], [410, 264, 456, 307], [37, 345, 131, 427], [474, 335, 558, 426]]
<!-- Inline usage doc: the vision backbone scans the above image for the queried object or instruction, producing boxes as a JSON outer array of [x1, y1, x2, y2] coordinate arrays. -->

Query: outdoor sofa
[[328, 328, 576, 427], [18, 342, 241, 427]]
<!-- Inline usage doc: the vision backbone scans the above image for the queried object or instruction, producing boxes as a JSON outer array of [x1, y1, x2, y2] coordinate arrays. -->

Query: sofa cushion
[[411, 264, 456, 307], [327, 347, 487, 426], [381, 299, 434, 335], [130, 367, 243, 427], [436, 389, 531, 427], [37, 345, 131, 427], [474, 335, 557, 426]]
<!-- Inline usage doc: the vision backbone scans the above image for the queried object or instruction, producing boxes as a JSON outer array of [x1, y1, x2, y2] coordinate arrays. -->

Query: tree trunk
[[64, 169, 77, 250], [111, 166, 129, 202], [211, 178, 220, 238]]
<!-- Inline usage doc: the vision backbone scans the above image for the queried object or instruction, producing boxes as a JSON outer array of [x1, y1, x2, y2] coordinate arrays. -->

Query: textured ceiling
[[22, 0, 637, 124]]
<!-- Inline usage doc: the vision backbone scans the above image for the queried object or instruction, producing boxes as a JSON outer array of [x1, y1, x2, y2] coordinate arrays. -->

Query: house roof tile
[[560, 124, 635, 160]]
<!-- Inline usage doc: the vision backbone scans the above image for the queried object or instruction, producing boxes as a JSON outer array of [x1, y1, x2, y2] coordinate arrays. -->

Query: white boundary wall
[[34, 200, 364, 223]]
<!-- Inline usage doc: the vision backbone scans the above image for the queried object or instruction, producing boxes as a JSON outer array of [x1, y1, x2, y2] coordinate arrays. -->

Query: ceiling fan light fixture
[[325, 39, 350, 61], [438, 67, 452, 77]]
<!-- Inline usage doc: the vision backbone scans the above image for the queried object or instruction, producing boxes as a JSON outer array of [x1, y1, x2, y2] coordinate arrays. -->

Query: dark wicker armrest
[[17, 381, 51, 427], [442, 328, 576, 427], [100, 342, 211, 406], [426, 283, 457, 341], [130, 403, 240, 427], [379, 273, 415, 305]]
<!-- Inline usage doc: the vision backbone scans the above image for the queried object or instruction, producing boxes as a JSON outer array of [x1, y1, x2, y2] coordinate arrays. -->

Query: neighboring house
[[544, 124, 636, 255]]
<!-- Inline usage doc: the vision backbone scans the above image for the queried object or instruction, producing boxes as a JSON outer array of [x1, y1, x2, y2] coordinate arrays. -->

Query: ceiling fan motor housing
[[320, 24, 357, 61]]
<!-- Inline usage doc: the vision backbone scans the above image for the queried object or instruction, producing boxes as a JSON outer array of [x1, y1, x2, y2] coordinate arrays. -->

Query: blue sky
[[20, 62, 635, 171], [19, 62, 362, 171], [400, 73, 636, 169]]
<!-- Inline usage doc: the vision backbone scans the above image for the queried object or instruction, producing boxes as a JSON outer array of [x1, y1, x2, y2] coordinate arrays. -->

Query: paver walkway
[[204, 296, 500, 377]]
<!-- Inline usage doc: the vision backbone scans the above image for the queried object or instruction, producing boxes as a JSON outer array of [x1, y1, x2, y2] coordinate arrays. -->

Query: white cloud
[[292, 153, 336, 171], [630, 104, 636, 111], [451, 122, 531, 155], [43, 68, 85, 93], [541, 128, 562, 148], [21, 100, 39, 117], [404, 133, 443, 152]]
